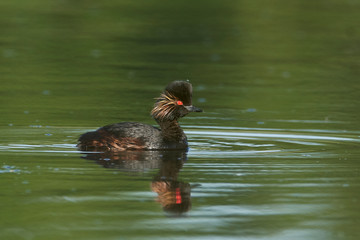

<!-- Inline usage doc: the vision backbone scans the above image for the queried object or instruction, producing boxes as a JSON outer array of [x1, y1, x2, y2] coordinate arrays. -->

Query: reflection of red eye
[[175, 187, 182, 204], [176, 101, 183, 105]]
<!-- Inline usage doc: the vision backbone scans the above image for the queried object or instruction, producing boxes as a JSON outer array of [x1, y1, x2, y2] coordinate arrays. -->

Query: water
[[1, 1, 360, 239]]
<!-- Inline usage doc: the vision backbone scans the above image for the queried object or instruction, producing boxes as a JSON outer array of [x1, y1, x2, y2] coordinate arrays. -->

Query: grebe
[[77, 80, 202, 151]]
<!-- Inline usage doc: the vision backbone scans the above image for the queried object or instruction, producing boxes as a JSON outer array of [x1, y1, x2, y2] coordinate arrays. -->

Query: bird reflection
[[81, 150, 191, 215], [151, 154, 191, 215]]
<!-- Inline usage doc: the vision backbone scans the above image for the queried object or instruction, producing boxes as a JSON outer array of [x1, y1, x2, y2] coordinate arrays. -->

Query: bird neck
[[157, 119, 186, 142]]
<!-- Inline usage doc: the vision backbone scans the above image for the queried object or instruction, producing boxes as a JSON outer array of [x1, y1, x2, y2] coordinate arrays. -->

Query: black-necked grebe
[[77, 81, 202, 151]]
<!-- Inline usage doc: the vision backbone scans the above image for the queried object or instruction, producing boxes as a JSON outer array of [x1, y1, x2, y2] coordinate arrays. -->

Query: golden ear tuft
[[151, 91, 179, 120]]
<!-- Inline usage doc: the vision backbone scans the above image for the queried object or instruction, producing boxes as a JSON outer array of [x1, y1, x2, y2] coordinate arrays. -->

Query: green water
[[1, 1, 360, 239]]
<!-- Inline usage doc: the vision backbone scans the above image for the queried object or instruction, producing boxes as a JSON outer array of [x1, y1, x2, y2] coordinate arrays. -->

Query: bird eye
[[176, 100, 183, 105]]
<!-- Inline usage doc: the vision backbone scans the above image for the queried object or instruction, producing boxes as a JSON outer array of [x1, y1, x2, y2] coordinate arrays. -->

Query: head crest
[[151, 81, 193, 121], [165, 81, 192, 106]]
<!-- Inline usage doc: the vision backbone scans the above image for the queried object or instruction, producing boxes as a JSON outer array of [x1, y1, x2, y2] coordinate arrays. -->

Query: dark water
[[1, 1, 360, 239]]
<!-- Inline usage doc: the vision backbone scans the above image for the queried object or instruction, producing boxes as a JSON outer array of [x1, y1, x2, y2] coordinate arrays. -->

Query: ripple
[[0, 165, 21, 174], [187, 130, 360, 142], [0, 126, 358, 159], [184, 126, 360, 159], [0, 144, 77, 153]]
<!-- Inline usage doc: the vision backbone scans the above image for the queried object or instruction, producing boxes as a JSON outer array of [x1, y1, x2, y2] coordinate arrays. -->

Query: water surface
[[1, 1, 360, 239]]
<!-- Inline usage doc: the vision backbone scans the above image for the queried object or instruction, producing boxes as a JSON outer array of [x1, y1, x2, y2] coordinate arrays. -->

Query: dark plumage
[[77, 81, 202, 151]]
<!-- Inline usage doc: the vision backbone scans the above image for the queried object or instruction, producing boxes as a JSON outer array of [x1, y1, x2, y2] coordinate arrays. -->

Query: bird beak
[[184, 105, 203, 112]]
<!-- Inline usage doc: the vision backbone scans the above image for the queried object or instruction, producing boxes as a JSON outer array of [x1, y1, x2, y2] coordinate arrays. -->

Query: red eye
[[176, 101, 183, 105]]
